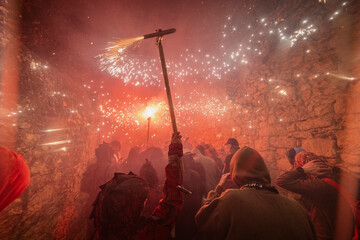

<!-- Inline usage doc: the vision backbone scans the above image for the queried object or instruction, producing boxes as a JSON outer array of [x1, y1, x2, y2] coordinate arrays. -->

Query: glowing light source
[[279, 90, 287, 95], [41, 140, 71, 146], [41, 128, 66, 133], [327, 73, 356, 81], [143, 103, 162, 119]]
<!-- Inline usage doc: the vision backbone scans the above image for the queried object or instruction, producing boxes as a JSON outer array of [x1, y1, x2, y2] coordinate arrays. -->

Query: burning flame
[[107, 36, 144, 53], [142, 103, 162, 119], [98, 36, 144, 75]]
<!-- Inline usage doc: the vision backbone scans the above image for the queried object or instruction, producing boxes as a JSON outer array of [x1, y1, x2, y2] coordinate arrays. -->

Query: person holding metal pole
[[90, 132, 184, 240]]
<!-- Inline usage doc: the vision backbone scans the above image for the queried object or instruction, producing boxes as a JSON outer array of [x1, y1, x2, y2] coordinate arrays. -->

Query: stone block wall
[[0, 50, 100, 239], [198, 0, 360, 179]]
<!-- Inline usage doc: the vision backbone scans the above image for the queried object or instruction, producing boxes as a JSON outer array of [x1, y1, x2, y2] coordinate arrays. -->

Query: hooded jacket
[[276, 151, 356, 240], [193, 148, 221, 193], [195, 147, 317, 240], [0, 146, 30, 212]]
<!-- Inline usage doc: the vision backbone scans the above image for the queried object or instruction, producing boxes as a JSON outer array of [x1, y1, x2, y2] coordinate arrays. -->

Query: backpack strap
[[323, 178, 357, 206]]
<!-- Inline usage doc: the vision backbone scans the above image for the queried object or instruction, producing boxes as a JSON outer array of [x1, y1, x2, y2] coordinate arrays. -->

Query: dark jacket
[[91, 143, 183, 240], [276, 169, 356, 240], [222, 147, 239, 174], [196, 147, 317, 240]]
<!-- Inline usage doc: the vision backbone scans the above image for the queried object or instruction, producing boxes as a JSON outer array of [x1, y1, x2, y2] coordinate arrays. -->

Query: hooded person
[[204, 144, 224, 171], [139, 159, 162, 218], [140, 147, 166, 183], [175, 151, 207, 240], [123, 146, 142, 174], [81, 142, 123, 238], [0, 146, 30, 212], [276, 151, 358, 240], [193, 145, 221, 193], [196, 146, 317, 240]]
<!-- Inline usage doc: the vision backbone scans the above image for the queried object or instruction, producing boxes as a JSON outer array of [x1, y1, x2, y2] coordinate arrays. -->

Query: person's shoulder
[[276, 193, 308, 212], [220, 188, 252, 202]]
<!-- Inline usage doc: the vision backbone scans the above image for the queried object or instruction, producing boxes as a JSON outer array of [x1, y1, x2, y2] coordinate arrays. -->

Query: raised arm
[[151, 132, 184, 225], [276, 160, 333, 199]]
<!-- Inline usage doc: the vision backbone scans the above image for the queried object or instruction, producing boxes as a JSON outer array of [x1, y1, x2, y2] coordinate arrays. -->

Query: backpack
[[323, 178, 360, 240], [90, 172, 149, 240]]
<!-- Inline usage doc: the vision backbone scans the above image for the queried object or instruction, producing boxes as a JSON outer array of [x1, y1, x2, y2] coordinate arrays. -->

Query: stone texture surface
[[301, 138, 337, 158], [198, 0, 360, 179], [0, 50, 99, 240]]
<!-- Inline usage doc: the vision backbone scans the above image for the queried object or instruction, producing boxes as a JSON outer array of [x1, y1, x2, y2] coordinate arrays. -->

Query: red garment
[[0, 146, 30, 212], [142, 187, 162, 218], [135, 164, 183, 240], [276, 169, 355, 240], [294, 151, 326, 168]]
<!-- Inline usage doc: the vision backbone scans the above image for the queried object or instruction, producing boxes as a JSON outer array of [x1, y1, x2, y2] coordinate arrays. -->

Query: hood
[[294, 151, 325, 168], [230, 147, 271, 187], [286, 147, 304, 165]]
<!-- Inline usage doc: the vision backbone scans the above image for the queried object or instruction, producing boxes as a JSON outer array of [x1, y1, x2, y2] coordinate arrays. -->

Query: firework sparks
[[91, 0, 352, 144], [142, 103, 163, 119], [98, 36, 144, 80]]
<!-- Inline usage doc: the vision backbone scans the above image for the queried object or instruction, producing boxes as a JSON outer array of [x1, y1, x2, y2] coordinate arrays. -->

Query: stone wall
[[199, 0, 360, 179], [0, 49, 100, 239]]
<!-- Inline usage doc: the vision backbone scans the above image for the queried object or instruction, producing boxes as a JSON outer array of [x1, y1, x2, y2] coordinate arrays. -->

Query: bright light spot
[[143, 104, 161, 119], [41, 140, 71, 146], [41, 128, 65, 133], [279, 90, 287, 95]]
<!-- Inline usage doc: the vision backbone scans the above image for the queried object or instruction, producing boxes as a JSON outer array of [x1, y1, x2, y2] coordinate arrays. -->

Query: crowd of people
[[80, 133, 359, 240], [1, 132, 359, 240]]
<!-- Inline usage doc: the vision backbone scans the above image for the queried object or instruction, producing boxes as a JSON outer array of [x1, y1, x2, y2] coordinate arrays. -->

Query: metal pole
[[157, 37, 178, 133], [147, 117, 151, 146]]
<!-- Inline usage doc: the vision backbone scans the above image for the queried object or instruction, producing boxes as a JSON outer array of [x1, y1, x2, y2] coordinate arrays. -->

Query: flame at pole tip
[[98, 36, 145, 75], [107, 36, 144, 52], [142, 102, 164, 119]]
